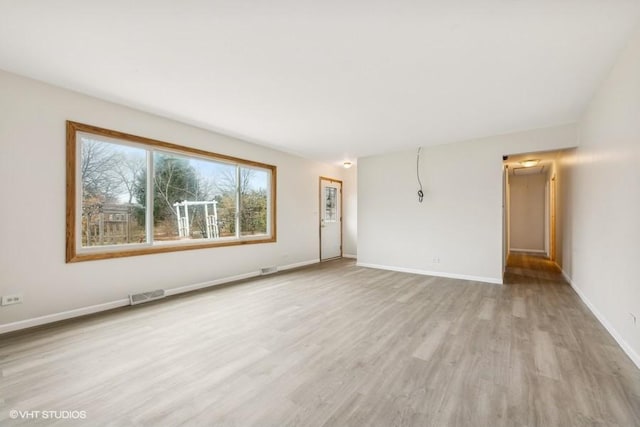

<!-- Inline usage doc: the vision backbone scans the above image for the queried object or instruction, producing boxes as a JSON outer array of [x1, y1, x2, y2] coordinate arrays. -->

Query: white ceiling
[[1, 1, 639, 165]]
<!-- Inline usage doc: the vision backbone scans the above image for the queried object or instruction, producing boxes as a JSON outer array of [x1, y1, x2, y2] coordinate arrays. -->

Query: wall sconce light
[[343, 161, 353, 169], [520, 159, 540, 168]]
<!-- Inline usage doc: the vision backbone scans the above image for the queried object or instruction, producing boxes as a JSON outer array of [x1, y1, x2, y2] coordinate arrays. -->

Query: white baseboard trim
[[0, 299, 130, 335], [343, 253, 357, 259], [0, 258, 320, 335], [356, 262, 502, 285], [279, 258, 319, 271], [562, 268, 640, 370], [164, 271, 262, 296], [510, 248, 546, 254]]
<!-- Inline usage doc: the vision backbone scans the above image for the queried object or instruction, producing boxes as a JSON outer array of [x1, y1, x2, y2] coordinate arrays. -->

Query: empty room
[[1, 1, 640, 426]]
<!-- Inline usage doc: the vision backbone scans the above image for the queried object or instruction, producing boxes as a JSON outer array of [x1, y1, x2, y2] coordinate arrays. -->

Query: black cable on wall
[[417, 147, 424, 203]]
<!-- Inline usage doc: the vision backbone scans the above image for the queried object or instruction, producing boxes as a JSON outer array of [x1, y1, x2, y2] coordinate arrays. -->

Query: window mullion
[[76, 138, 84, 249], [235, 165, 241, 239], [267, 170, 271, 236], [146, 150, 154, 245]]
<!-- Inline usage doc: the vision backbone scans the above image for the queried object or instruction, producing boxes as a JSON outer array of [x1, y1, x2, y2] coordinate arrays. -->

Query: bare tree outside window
[[80, 136, 146, 246]]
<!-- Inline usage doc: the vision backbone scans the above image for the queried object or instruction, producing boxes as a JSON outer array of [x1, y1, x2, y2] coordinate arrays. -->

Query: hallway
[[504, 252, 564, 285]]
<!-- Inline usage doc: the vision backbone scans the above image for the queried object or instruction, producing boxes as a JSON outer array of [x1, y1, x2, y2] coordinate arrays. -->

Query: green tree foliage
[[215, 193, 237, 236], [240, 188, 267, 235], [213, 167, 268, 236], [124, 153, 267, 239], [133, 154, 203, 225]]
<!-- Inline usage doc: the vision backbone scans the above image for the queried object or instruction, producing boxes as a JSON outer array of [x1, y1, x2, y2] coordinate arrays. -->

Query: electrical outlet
[[432, 257, 441, 264], [1, 294, 23, 306]]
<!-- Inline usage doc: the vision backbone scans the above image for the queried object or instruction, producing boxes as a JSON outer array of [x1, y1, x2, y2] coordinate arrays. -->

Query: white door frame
[[319, 176, 343, 261], [502, 164, 509, 277], [550, 173, 557, 262]]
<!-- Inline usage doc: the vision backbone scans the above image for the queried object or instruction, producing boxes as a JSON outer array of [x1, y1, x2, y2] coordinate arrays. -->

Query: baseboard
[[0, 258, 320, 335], [0, 299, 130, 334], [279, 258, 319, 271], [510, 248, 546, 254], [164, 271, 262, 296], [562, 268, 640, 370], [343, 253, 357, 259], [356, 262, 502, 285], [166, 258, 318, 295]]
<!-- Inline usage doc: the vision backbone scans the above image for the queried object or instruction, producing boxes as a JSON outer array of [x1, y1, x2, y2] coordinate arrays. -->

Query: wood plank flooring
[[1, 255, 639, 426]]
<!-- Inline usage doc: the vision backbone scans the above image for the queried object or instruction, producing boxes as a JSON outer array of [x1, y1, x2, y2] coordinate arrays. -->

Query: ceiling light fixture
[[520, 159, 540, 168], [343, 161, 353, 169]]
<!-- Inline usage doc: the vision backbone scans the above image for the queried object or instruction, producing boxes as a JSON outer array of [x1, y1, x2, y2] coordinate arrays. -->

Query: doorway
[[319, 177, 342, 260], [502, 149, 570, 281]]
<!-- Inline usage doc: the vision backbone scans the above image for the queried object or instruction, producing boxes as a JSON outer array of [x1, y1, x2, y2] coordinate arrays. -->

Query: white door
[[320, 178, 342, 260]]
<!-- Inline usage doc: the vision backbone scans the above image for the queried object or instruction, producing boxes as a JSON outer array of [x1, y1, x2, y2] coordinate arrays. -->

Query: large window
[[66, 121, 276, 262]]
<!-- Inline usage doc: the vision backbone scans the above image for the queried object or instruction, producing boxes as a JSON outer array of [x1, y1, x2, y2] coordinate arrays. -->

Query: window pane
[[325, 187, 337, 222], [239, 167, 269, 236], [212, 164, 238, 238], [152, 152, 237, 242], [80, 135, 147, 247]]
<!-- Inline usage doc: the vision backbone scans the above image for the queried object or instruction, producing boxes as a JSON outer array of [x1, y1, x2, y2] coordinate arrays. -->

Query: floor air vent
[[260, 266, 278, 275], [129, 289, 165, 305]]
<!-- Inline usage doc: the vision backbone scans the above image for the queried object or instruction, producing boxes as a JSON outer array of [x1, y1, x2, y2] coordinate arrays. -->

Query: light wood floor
[[1, 255, 639, 426]]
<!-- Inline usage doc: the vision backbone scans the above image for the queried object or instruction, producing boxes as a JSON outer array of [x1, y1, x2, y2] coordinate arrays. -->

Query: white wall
[[358, 124, 577, 284], [509, 173, 546, 252], [549, 153, 566, 266], [562, 25, 640, 366], [556, 149, 575, 271], [0, 70, 349, 330], [342, 165, 358, 257]]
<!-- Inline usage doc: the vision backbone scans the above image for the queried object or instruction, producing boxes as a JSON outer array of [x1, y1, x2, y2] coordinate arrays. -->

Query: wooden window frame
[[66, 121, 277, 262]]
